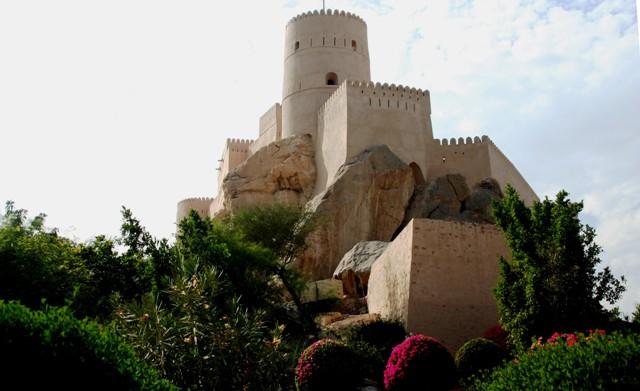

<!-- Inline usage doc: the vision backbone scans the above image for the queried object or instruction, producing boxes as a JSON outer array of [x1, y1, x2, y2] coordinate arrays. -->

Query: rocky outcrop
[[403, 175, 501, 225], [298, 145, 416, 280], [333, 241, 389, 298], [222, 134, 316, 213]]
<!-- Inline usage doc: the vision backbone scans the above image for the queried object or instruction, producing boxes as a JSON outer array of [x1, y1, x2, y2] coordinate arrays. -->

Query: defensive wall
[[427, 136, 537, 205], [367, 218, 509, 352], [250, 103, 282, 155], [283, 9, 371, 139], [315, 80, 433, 193], [176, 197, 214, 225]]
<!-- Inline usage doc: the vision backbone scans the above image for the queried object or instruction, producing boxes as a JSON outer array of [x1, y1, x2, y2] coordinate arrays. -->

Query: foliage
[[0, 300, 175, 390], [383, 334, 457, 391], [296, 339, 364, 391], [492, 186, 625, 350], [455, 338, 507, 383], [116, 272, 292, 391], [176, 210, 281, 312], [333, 319, 408, 384], [0, 201, 88, 309], [633, 304, 640, 325], [231, 203, 321, 320], [473, 332, 640, 390]]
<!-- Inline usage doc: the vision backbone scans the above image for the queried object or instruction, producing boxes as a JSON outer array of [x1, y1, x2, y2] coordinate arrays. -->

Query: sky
[[0, 0, 638, 313]]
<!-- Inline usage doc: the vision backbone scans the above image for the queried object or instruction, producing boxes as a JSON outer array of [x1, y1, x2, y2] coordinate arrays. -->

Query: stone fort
[[177, 9, 536, 351]]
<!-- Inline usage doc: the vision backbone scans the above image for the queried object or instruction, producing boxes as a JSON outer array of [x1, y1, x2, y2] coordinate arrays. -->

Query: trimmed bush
[[384, 335, 456, 391], [455, 338, 506, 382], [0, 301, 175, 390], [296, 339, 363, 391], [474, 332, 640, 390]]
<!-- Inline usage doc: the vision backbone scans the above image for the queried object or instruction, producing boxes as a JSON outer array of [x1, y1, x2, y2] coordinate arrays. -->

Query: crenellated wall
[[315, 80, 433, 193], [217, 138, 253, 191], [427, 136, 537, 204], [176, 197, 214, 225]]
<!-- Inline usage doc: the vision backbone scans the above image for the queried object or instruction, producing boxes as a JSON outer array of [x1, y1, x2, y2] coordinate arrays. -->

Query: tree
[[230, 203, 321, 324], [492, 186, 625, 350], [0, 201, 88, 309]]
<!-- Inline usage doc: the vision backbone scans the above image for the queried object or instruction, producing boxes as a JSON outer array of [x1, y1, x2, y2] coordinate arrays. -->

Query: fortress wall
[[406, 219, 508, 352], [427, 136, 493, 187], [486, 141, 538, 205], [367, 218, 414, 326], [368, 218, 509, 352], [344, 81, 433, 178], [250, 103, 282, 155], [176, 197, 214, 224], [218, 138, 253, 191], [316, 82, 349, 193], [427, 136, 538, 204]]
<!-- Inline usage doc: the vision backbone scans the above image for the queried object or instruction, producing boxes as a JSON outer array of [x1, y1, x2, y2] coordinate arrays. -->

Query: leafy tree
[[633, 304, 640, 325], [231, 203, 320, 322], [0, 201, 88, 309], [492, 186, 625, 350]]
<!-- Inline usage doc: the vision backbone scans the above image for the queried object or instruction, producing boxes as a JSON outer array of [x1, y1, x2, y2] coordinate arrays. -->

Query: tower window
[[351, 40, 357, 51], [294, 41, 300, 51], [326, 72, 338, 86]]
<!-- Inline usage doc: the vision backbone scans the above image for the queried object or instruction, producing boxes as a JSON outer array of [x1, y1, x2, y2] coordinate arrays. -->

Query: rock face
[[333, 241, 389, 298], [298, 145, 416, 280], [222, 134, 316, 213], [404, 175, 501, 224]]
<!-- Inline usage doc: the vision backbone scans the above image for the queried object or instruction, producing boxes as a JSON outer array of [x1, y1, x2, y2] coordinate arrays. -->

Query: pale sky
[[1, 0, 639, 314]]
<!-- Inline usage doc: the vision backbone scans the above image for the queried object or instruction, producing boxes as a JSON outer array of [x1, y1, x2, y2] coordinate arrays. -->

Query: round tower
[[282, 9, 371, 139]]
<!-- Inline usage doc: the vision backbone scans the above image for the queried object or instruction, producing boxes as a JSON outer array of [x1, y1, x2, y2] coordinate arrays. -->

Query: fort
[[177, 9, 537, 351]]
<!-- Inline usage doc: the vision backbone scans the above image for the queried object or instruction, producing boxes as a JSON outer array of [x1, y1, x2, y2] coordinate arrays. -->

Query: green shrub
[[0, 301, 175, 390], [334, 319, 407, 383], [455, 338, 506, 383], [384, 335, 457, 391], [474, 332, 640, 390], [296, 339, 364, 391], [116, 272, 293, 391]]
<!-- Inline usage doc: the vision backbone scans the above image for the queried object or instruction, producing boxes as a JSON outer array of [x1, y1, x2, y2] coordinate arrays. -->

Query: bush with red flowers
[[383, 335, 456, 391], [530, 329, 606, 350], [296, 339, 363, 391], [482, 324, 510, 353]]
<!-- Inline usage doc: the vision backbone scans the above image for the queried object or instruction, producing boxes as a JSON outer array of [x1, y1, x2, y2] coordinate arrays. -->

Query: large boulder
[[222, 134, 316, 213], [404, 175, 501, 224], [298, 145, 416, 280], [333, 241, 389, 298]]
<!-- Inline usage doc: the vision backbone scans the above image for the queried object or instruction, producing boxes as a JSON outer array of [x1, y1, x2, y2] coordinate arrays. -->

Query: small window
[[326, 72, 338, 86], [295, 41, 300, 51], [351, 40, 357, 51]]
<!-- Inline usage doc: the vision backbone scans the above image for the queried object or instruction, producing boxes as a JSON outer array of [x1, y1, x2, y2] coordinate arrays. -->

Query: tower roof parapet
[[287, 9, 366, 27], [434, 135, 490, 146], [348, 80, 429, 97]]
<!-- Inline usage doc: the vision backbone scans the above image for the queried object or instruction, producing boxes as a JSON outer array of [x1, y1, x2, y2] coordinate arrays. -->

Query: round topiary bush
[[296, 338, 364, 391], [455, 337, 507, 382], [0, 301, 175, 390], [383, 334, 456, 391], [342, 319, 407, 359]]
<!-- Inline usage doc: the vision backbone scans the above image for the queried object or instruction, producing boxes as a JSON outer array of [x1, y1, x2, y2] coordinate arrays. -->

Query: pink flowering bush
[[383, 335, 456, 391], [296, 339, 362, 391], [530, 329, 606, 350]]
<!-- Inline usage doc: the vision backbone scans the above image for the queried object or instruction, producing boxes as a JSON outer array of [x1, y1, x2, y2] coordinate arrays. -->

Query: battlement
[[348, 80, 429, 99], [433, 135, 490, 146], [225, 138, 253, 153], [287, 9, 366, 27], [318, 80, 430, 116], [177, 197, 215, 205]]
